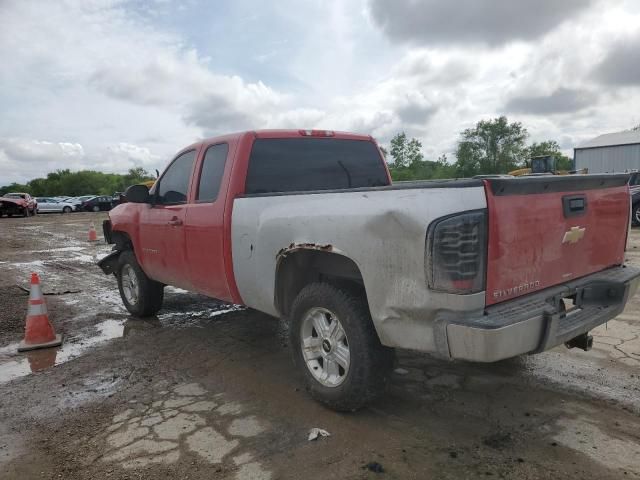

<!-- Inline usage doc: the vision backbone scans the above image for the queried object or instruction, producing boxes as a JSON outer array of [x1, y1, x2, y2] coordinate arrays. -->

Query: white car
[[35, 197, 76, 214]]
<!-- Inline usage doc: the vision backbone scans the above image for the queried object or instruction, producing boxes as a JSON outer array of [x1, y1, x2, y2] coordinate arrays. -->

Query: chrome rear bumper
[[445, 266, 640, 362]]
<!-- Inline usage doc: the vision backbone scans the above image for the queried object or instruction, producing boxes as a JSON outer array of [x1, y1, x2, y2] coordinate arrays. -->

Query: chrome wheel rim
[[300, 307, 350, 387], [635, 207, 640, 225], [121, 264, 139, 305]]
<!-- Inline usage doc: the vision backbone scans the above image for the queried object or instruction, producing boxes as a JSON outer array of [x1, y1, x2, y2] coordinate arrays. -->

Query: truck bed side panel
[[230, 186, 486, 353]]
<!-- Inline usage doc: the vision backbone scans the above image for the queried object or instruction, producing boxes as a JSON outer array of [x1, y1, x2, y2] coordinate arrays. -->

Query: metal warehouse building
[[574, 129, 640, 173]]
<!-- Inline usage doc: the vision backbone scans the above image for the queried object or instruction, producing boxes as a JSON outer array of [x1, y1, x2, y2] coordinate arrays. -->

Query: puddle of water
[[10, 260, 45, 268], [165, 287, 189, 294], [0, 319, 125, 384], [158, 306, 244, 324], [29, 246, 86, 253]]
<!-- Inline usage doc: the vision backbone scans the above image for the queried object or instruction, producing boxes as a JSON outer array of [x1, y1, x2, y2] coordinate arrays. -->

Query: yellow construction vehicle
[[508, 155, 588, 176]]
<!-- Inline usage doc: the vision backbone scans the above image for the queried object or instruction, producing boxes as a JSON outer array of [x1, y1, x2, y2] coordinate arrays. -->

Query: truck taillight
[[426, 210, 487, 294], [298, 129, 335, 137]]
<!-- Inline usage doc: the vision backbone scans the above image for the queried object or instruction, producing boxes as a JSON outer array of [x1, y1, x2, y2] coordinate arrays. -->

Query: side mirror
[[125, 184, 150, 203]]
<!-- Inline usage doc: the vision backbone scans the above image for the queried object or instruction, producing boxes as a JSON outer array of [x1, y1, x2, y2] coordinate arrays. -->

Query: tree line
[[0, 168, 154, 197], [385, 116, 573, 181]]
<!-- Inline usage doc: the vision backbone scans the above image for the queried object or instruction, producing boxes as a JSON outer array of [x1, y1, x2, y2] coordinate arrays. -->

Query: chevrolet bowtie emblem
[[562, 226, 586, 244]]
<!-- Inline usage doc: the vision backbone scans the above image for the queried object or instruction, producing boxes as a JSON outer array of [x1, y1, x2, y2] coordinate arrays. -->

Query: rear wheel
[[92, 205, 100, 212], [289, 282, 393, 412], [117, 251, 164, 316], [63, 206, 72, 213]]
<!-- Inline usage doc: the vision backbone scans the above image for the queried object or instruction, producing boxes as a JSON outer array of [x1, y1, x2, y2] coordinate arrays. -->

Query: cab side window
[[156, 150, 197, 205], [196, 143, 229, 202]]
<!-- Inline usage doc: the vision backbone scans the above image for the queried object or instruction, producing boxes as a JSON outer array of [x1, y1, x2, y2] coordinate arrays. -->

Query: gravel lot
[[0, 212, 639, 479]]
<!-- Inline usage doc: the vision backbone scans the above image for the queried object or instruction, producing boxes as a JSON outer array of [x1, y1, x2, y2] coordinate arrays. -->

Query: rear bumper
[[445, 265, 640, 362]]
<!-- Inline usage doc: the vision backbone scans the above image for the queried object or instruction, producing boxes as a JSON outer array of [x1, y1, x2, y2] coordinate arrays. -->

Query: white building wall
[[575, 144, 640, 173]]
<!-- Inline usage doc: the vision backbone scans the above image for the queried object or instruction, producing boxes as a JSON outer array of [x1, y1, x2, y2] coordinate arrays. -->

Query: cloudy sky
[[1, 0, 639, 184]]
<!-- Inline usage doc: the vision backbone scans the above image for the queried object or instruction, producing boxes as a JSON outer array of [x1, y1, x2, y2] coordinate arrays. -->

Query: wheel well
[[275, 249, 365, 317], [112, 230, 133, 251]]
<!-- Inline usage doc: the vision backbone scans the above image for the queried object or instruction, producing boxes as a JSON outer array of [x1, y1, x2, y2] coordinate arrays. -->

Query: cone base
[[18, 334, 63, 352]]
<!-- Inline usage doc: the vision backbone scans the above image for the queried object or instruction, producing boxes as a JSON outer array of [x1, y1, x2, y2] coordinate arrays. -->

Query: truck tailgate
[[484, 174, 630, 306]]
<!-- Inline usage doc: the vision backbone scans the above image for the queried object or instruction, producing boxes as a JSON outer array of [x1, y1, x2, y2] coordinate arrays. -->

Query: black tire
[[63, 206, 72, 214], [116, 250, 164, 317], [633, 203, 640, 227], [289, 282, 393, 412]]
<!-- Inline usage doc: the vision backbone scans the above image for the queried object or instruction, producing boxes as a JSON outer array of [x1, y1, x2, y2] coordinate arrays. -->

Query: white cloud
[[0, 138, 161, 183]]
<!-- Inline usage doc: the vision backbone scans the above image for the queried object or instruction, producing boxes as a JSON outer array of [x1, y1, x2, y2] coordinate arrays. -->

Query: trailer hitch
[[565, 332, 593, 351]]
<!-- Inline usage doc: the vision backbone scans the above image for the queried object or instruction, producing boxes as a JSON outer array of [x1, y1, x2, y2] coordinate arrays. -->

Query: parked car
[[0, 192, 37, 217], [630, 172, 640, 226], [98, 129, 640, 411], [35, 197, 76, 214], [112, 192, 124, 206], [82, 196, 114, 212]]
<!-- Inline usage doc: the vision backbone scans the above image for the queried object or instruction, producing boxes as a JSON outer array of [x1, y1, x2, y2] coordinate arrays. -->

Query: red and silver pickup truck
[[98, 129, 640, 411]]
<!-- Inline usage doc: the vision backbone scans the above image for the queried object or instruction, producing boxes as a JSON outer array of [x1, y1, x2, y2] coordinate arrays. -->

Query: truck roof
[[181, 129, 375, 152]]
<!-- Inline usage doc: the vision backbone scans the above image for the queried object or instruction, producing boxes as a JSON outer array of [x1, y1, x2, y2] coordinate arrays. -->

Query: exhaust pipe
[[565, 332, 593, 351]]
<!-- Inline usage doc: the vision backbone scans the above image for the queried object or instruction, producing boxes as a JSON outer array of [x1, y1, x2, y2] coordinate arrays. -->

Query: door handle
[[167, 217, 183, 227]]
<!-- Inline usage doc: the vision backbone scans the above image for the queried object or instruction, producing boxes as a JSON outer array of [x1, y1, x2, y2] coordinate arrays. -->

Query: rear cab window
[[245, 138, 389, 195], [197, 143, 229, 202]]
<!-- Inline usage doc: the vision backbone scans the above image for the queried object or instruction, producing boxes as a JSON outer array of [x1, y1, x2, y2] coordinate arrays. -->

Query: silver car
[[35, 197, 76, 214]]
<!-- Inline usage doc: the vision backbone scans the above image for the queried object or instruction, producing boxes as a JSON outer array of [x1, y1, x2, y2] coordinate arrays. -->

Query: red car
[[0, 192, 37, 217]]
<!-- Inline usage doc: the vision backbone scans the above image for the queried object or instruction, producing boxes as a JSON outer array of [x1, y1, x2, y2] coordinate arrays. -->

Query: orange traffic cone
[[18, 273, 63, 352], [88, 223, 98, 242]]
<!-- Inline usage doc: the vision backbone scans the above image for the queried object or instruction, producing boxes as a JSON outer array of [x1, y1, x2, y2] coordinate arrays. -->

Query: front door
[[138, 149, 198, 289]]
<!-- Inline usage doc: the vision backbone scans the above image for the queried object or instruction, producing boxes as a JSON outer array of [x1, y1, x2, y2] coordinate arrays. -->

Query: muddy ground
[[0, 212, 639, 479]]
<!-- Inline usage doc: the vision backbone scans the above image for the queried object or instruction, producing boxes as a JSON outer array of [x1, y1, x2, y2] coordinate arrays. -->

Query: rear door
[[138, 149, 198, 289], [184, 142, 234, 301], [484, 175, 630, 306]]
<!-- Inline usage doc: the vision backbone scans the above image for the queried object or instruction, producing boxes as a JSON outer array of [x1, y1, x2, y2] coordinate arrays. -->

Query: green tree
[[0, 168, 155, 197], [384, 133, 457, 182], [389, 132, 424, 168], [526, 140, 573, 171], [455, 116, 529, 176]]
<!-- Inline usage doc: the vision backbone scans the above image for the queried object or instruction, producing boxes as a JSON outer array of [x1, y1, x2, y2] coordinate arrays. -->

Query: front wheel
[[63, 206, 72, 213], [92, 205, 100, 212], [289, 282, 393, 412], [633, 203, 640, 227], [117, 251, 164, 316]]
